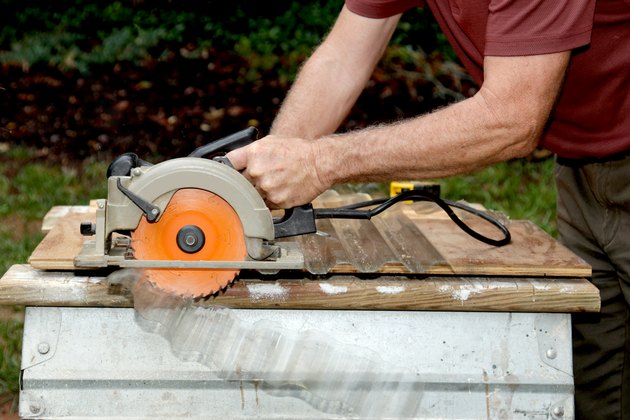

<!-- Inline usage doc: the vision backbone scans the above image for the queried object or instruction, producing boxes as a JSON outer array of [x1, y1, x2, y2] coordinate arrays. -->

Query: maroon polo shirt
[[346, 0, 630, 159]]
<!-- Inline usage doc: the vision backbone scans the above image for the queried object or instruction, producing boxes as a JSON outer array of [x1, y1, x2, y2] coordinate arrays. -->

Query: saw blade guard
[[105, 157, 275, 260]]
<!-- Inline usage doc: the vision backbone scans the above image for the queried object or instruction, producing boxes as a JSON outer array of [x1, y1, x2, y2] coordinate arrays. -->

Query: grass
[[0, 317, 22, 413], [0, 145, 558, 408], [0, 146, 109, 410]]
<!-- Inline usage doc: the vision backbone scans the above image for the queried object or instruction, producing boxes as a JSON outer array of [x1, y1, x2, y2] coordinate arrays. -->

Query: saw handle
[[188, 126, 318, 239], [106, 127, 257, 178], [188, 126, 258, 158]]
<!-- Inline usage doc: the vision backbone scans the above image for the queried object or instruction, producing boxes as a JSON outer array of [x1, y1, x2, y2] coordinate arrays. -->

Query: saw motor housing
[[75, 157, 302, 270]]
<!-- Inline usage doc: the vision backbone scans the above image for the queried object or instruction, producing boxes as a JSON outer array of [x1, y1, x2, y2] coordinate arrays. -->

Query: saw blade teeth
[[130, 188, 247, 298]]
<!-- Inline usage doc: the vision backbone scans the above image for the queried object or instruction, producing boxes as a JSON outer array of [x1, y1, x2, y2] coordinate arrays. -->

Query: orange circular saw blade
[[131, 188, 247, 298]]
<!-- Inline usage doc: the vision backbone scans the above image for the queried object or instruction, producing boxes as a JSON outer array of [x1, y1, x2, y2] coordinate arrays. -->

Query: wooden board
[[0, 264, 600, 313], [40, 203, 96, 234], [28, 198, 591, 278], [29, 212, 93, 270]]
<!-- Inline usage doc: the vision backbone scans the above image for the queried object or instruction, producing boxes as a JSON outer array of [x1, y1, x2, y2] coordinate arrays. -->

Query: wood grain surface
[[29, 197, 591, 278]]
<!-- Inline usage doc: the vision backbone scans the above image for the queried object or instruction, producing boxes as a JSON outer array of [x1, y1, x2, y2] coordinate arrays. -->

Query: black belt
[[556, 149, 630, 167]]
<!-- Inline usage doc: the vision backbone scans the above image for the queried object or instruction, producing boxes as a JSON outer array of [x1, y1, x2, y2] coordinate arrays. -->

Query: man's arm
[[314, 53, 570, 183], [228, 14, 570, 208], [270, 5, 401, 139]]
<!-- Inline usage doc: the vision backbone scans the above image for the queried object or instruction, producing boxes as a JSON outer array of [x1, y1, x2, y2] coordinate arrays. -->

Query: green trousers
[[555, 155, 630, 420]]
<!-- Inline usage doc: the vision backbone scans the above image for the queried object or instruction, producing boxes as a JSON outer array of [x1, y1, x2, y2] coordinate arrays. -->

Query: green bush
[[0, 0, 453, 76]]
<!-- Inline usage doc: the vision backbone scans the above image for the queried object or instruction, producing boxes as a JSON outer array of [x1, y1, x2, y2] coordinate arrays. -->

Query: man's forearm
[[314, 53, 570, 186], [314, 94, 532, 185]]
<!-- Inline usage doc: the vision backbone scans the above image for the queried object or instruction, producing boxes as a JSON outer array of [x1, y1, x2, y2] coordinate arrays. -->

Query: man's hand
[[225, 135, 329, 209]]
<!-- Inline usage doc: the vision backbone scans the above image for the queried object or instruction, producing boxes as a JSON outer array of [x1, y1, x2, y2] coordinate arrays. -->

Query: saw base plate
[[75, 238, 304, 272]]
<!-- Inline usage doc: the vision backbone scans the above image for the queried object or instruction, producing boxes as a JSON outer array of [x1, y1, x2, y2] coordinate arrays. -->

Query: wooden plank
[[0, 264, 132, 308], [307, 192, 590, 276], [29, 212, 94, 270], [317, 193, 397, 272], [411, 218, 592, 277], [41, 205, 93, 233], [29, 199, 591, 278], [371, 205, 446, 273], [0, 264, 600, 312], [292, 219, 347, 275]]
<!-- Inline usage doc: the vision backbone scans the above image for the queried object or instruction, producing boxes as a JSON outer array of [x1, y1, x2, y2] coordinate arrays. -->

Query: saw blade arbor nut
[[176, 225, 206, 254]]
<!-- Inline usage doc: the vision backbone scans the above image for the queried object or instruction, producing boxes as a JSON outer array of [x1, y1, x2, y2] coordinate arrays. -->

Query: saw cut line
[[131, 188, 247, 298]]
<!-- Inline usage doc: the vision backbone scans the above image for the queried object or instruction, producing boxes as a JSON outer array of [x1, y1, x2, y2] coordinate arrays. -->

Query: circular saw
[[74, 128, 307, 298]]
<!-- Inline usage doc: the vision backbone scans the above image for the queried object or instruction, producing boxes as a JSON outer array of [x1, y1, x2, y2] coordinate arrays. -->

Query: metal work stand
[[20, 306, 572, 419]]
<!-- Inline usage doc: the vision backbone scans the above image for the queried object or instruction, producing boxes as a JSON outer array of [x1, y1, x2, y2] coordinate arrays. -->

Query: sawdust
[[246, 283, 289, 301], [318, 283, 348, 295], [375, 285, 405, 295]]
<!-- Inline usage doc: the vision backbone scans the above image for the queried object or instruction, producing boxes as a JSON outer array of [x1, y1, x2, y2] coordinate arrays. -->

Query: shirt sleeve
[[345, 0, 423, 19], [485, 0, 596, 56]]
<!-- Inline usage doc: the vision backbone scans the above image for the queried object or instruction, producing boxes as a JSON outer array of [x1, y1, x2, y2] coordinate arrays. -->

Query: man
[[226, 1, 630, 418]]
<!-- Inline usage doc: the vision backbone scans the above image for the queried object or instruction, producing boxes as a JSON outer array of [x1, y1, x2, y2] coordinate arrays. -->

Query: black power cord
[[313, 189, 511, 247]]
